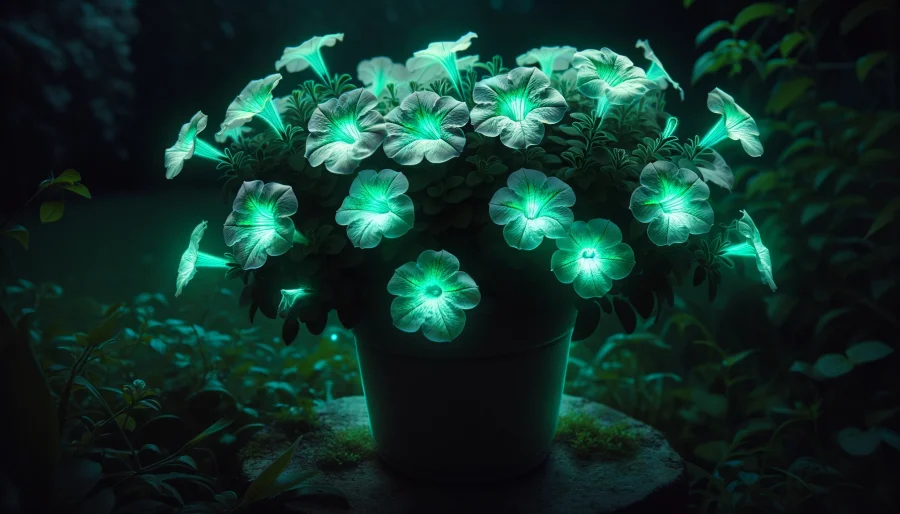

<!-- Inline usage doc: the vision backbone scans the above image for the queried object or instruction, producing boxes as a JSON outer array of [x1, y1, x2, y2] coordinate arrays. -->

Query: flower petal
[[306, 88, 386, 174], [386, 262, 425, 297], [335, 169, 414, 248], [218, 75, 282, 136], [223, 180, 297, 269], [165, 111, 208, 180], [572, 48, 656, 104], [383, 91, 468, 165], [551, 219, 634, 299], [175, 220, 207, 297]]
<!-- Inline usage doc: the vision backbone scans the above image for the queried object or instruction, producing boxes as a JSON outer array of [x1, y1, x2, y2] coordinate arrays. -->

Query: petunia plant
[[551, 219, 635, 299], [515, 46, 577, 80], [276, 33, 344, 83], [224, 180, 300, 270], [383, 91, 469, 165], [305, 88, 387, 174], [387, 250, 480, 342], [165, 111, 225, 179], [571, 48, 657, 117], [629, 161, 713, 246], [174, 220, 228, 297], [335, 169, 414, 249], [635, 39, 684, 101], [470, 67, 567, 150], [406, 32, 479, 99], [489, 168, 575, 250], [167, 31, 776, 341]]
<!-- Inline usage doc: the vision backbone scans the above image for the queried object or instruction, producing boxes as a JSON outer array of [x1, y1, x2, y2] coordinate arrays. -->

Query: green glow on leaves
[[278, 287, 312, 318], [489, 168, 576, 250], [306, 88, 386, 175], [699, 88, 763, 157], [635, 39, 684, 101], [572, 48, 656, 106], [335, 169, 414, 249], [551, 219, 636, 299], [357, 57, 411, 98], [629, 161, 713, 246], [387, 249, 481, 343], [223, 180, 298, 270], [406, 32, 479, 99], [471, 67, 567, 150], [217, 74, 283, 138], [275, 33, 344, 82], [723, 210, 777, 291], [384, 91, 469, 165], [516, 46, 577, 79], [662, 117, 679, 139], [176, 221, 214, 297], [166, 111, 222, 179]]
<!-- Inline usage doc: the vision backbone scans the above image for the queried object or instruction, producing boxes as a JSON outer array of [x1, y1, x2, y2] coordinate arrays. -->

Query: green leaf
[[722, 349, 758, 367], [815, 307, 853, 337], [801, 203, 828, 225], [694, 440, 728, 463], [63, 183, 92, 199], [778, 137, 817, 163], [836, 427, 881, 456], [684, 0, 696, 8], [881, 428, 900, 451], [692, 51, 730, 84], [779, 32, 807, 57], [40, 201, 65, 223], [765, 58, 798, 77], [732, 3, 786, 33], [766, 77, 814, 114], [1, 224, 29, 250], [242, 436, 304, 505], [840, 0, 892, 35], [846, 341, 893, 364], [857, 52, 890, 82], [813, 354, 854, 379], [866, 198, 900, 238], [174, 417, 234, 457], [55, 169, 82, 184], [695, 20, 732, 46]]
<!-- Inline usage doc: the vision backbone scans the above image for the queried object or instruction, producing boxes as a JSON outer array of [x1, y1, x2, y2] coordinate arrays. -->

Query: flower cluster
[[163, 31, 774, 343]]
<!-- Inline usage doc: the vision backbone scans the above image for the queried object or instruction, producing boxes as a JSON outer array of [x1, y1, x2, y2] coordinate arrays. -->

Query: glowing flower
[[383, 91, 469, 165], [357, 57, 411, 98], [275, 33, 344, 81], [489, 168, 575, 250], [217, 74, 285, 138], [335, 169, 414, 249], [305, 88, 387, 175], [722, 210, 776, 291], [406, 32, 478, 98], [572, 48, 656, 114], [551, 219, 635, 299], [278, 288, 312, 317], [175, 221, 228, 297], [699, 88, 763, 157], [165, 111, 224, 179], [223, 180, 298, 270], [515, 46, 577, 79], [635, 39, 684, 101], [470, 67, 567, 150], [387, 249, 481, 343], [629, 161, 713, 246]]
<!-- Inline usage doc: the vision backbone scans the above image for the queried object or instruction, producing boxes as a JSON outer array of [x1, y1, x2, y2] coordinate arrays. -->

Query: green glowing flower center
[[500, 94, 532, 121], [659, 192, 688, 214], [525, 199, 542, 219], [581, 248, 597, 259], [424, 284, 443, 299], [595, 62, 625, 87], [334, 118, 362, 144], [413, 113, 444, 140]]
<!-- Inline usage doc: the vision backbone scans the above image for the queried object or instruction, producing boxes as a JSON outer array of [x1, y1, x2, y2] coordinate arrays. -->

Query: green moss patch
[[556, 412, 640, 459], [314, 426, 376, 471]]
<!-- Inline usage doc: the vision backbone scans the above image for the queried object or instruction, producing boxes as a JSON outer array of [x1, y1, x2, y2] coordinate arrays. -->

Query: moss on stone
[[315, 426, 376, 471], [555, 412, 639, 459]]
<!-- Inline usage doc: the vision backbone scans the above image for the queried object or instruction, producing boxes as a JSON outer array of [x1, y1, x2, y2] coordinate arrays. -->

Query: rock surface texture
[[242, 394, 687, 514]]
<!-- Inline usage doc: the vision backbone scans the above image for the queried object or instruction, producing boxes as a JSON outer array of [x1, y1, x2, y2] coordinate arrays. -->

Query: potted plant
[[165, 32, 776, 482]]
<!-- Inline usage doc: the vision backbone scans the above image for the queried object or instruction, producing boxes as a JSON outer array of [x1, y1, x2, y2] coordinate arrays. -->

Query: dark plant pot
[[352, 257, 577, 482]]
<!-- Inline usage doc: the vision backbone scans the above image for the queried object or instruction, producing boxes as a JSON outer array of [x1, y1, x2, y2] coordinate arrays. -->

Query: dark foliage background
[[1, 0, 899, 513]]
